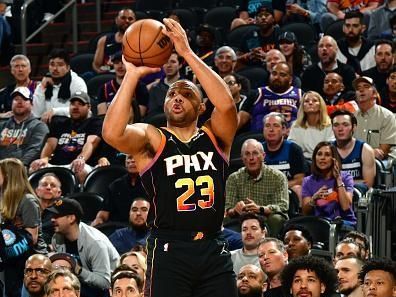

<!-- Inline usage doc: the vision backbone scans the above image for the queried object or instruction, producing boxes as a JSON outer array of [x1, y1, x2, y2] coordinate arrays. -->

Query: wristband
[[337, 183, 345, 188]]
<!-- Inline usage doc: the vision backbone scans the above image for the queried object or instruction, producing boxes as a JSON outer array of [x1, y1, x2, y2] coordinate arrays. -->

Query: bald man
[[23, 254, 52, 297], [237, 264, 267, 297]]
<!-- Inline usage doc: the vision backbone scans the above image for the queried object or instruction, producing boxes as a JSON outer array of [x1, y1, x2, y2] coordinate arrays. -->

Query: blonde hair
[[294, 91, 331, 130], [120, 251, 147, 273], [0, 158, 37, 220]]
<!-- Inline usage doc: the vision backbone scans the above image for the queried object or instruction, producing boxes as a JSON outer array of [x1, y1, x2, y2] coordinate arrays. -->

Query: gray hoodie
[[0, 114, 49, 166]]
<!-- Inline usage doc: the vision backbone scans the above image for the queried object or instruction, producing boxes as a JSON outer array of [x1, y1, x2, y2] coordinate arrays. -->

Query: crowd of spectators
[[0, 0, 395, 296]]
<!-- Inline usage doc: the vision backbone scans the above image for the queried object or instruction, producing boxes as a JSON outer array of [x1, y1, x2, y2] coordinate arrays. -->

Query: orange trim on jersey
[[201, 126, 229, 164], [139, 129, 166, 176], [162, 127, 201, 143]]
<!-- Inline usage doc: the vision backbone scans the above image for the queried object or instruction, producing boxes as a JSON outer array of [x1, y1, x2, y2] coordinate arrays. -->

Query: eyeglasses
[[24, 268, 51, 277], [225, 80, 237, 86]]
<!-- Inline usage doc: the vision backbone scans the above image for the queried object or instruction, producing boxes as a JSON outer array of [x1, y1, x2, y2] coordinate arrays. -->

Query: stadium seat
[[67, 192, 104, 223], [135, 0, 173, 11], [227, 24, 260, 49], [217, 0, 243, 7], [177, 0, 216, 10], [82, 165, 128, 201], [283, 216, 337, 253], [86, 74, 115, 100], [28, 167, 78, 195], [167, 9, 198, 30], [95, 222, 129, 237], [134, 11, 149, 20], [230, 132, 265, 160], [87, 31, 111, 54], [145, 10, 165, 21], [324, 20, 344, 41], [288, 189, 301, 218], [203, 7, 237, 36], [236, 66, 268, 89], [279, 22, 317, 48], [70, 53, 94, 76]]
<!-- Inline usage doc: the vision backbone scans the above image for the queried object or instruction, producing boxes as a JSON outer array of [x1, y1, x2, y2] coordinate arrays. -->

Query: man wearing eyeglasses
[[23, 254, 52, 297]]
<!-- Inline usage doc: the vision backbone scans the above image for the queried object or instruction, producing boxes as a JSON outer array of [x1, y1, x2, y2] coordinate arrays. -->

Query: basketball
[[122, 19, 173, 68]]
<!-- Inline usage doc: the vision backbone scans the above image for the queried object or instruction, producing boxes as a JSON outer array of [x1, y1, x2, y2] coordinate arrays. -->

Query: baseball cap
[[196, 24, 216, 38], [47, 198, 84, 221], [256, 5, 274, 16], [279, 31, 297, 43], [112, 51, 122, 63], [49, 252, 77, 271], [69, 91, 91, 104], [11, 86, 32, 101], [352, 76, 374, 89]]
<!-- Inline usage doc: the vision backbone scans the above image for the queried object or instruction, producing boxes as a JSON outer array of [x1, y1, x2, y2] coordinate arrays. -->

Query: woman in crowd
[[120, 250, 147, 283], [288, 91, 334, 160], [301, 142, 356, 228], [0, 158, 46, 297]]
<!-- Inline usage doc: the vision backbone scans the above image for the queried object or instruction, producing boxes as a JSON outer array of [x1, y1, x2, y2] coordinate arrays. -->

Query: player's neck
[[166, 124, 199, 142]]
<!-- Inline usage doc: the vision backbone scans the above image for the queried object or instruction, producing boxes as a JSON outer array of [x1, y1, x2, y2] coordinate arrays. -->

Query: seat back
[[29, 167, 78, 195], [70, 53, 94, 76], [227, 24, 260, 49], [230, 132, 265, 160], [83, 165, 128, 200], [288, 189, 301, 218], [324, 20, 344, 41], [203, 7, 237, 36], [95, 222, 129, 237], [236, 66, 268, 89], [167, 9, 198, 30], [284, 216, 336, 253], [67, 192, 104, 223]]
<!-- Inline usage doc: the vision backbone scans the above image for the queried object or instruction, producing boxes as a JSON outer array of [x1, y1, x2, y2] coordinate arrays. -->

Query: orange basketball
[[122, 19, 173, 68]]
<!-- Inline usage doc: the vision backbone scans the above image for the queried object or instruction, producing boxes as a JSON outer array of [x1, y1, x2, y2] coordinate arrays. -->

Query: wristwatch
[[259, 206, 265, 215]]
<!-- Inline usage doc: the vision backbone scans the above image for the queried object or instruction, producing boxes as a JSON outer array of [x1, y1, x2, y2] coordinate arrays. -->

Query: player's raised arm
[[102, 57, 160, 156], [162, 18, 237, 153]]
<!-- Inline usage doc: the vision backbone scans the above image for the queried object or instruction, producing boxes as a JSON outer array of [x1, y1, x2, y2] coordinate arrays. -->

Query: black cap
[[196, 24, 216, 38], [112, 51, 122, 63], [49, 252, 77, 271], [47, 198, 83, 221], [279, 31, 297, 43], [256, 5, 274, 16], [69, 91, 90, 104]]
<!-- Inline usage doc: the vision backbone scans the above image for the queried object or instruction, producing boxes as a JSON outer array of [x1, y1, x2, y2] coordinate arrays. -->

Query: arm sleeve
[[19, 196, 41, 228]]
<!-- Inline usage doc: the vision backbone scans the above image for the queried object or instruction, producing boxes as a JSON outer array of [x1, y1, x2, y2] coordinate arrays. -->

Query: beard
[[346, 34, 360, 44], [339, 284, 359, 296], [238, 287, 263, 297]]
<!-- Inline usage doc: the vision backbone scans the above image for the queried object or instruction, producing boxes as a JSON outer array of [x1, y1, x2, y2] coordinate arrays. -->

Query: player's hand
[[162, 18, 192, 57], [121, 56, 160, 77]]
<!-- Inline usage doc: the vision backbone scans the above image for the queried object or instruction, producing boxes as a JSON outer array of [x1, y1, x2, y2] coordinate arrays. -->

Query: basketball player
[[102, 18, 238, 297]]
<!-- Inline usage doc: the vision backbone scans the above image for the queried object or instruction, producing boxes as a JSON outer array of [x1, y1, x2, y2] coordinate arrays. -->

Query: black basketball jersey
[[140, 127, 228, 233]]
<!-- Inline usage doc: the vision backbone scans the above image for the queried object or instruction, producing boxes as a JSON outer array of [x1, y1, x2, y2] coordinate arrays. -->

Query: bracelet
[[77, 156, 85, 161], [337, 183, 345, 188]]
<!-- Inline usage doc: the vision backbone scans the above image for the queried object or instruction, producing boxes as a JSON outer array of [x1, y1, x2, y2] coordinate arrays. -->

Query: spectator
[[0, 54, 38, 117], [225, 139, 289, 237], [334, 238, 364, 263], [119, 251, 147, 283], [302, 141, 356, 228], [109, 265, 143, 297], [337, 11, 376, 74], [237, 264, 267, 297], [380, 67, 396, 113], [237, 7, 281, 67], [335, 256, 365, 297], [48, 198, 120, 295], [49, 252, 77, 272], [344, 230, 371, 259], [282, 225, 313, 260], [278, 32, 312, 79], [233, 0, 286, 28], [258, 238, 288, 297], [281, 256, 337, 297], [32, 49, 87, 122], [224, 73, 251, 134], [353, 76, 396, 160], [331, 109, 376, 192], [91, 154, 147, 226], [368, 0, 396, 40], [35, 173, 62, 245], [289, 91, 334, 160], [30, 91, 102, 182], [0, 87, 49, 167], [0, 158, 47, 297], [362, 40, 394, 92], [262, 112, 306, 201], [359, 258, 396, 297], [92, 8, 135, 74], [231, 213, 267, 274], [322, 72, 357, 115], [109, 198, 150, 255], [44, 269, 81, 297], [23, 254, 52, 297], [320, 0, 380, 32], [97, 51, 148, 119], [248, 61, 302, 132], [283, 0, 327, 30], [147, 52, 182, 117], [222, 226, 244, 251], [302, 36, 356, 96]]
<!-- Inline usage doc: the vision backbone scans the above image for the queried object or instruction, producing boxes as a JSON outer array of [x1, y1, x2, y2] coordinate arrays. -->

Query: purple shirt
[[302, 171, 356, 226]]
